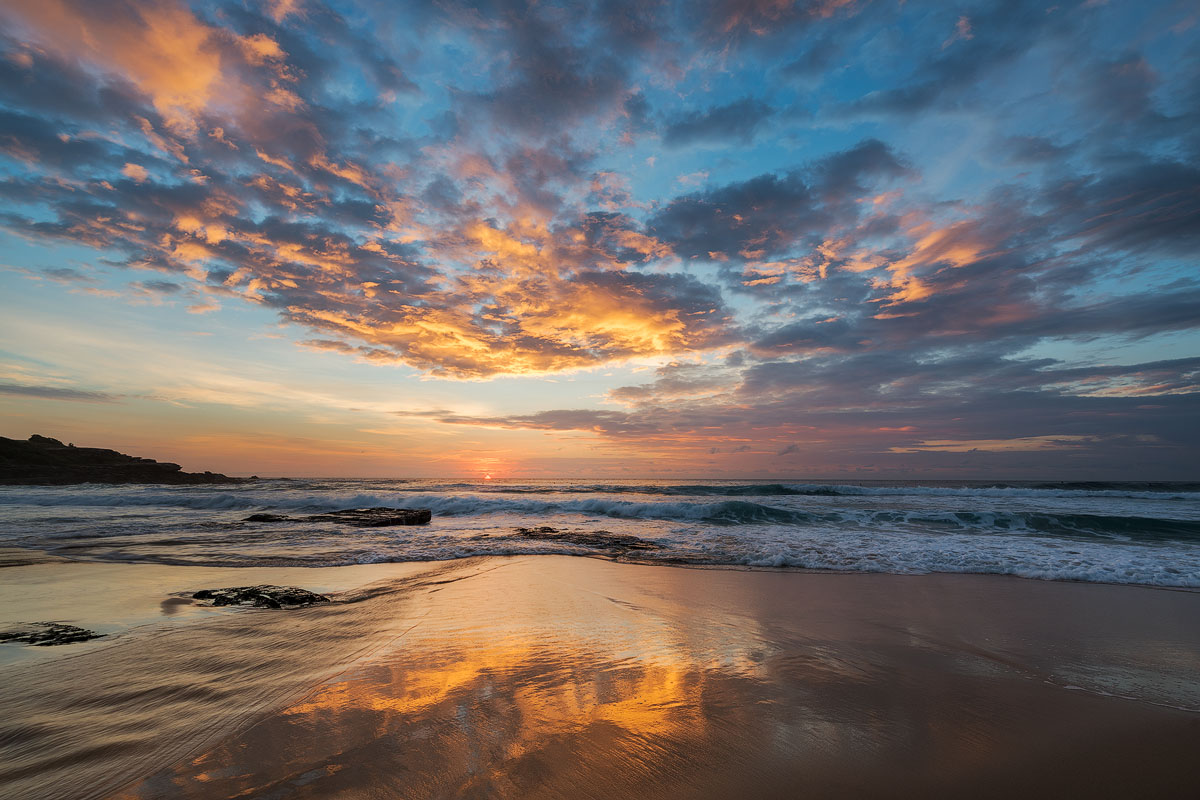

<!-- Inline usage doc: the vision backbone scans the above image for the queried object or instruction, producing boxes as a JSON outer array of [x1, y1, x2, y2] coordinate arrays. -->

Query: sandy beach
[[0, 555, 1196, 799]]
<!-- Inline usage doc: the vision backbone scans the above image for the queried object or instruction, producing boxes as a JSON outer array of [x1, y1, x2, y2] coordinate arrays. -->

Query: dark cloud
[[751, 316, 859, 355], [662, 98, 774, 147], [839, 0, 1073, 117], [1000, 135, 1075, 164], [780, 34, 843, 78], [40, 268, 95, 284], [1043, 159, 1200, 257], [591, 0, 670, 55], [608, 362, 731, 404], [650, 172, 818, 259], [455, 5, 630, 134], [1081, 54, 1161, 123], [0, 109, 119, 171], [0, 383, 117, 402], [0, 32, 148, 125], [622, 91, 655, 135], [425, 345, 1200, 476], [649, 138, 906, 259], [136, 280, 184, 295], [811, 138, 910, 202]]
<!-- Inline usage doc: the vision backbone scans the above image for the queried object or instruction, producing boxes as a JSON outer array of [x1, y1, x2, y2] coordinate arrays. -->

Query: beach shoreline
[[2, 555, 1198, 798]]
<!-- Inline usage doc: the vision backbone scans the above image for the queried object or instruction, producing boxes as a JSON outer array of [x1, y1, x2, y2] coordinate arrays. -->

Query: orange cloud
[[121, 163, 149, 183], [871, 218, 998, 306], [2, 0, 292, 136]]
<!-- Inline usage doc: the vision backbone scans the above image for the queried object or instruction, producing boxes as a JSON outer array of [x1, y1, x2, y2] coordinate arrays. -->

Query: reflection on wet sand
[[118, 558, 1200, 799], [0, 560, 464, 800]]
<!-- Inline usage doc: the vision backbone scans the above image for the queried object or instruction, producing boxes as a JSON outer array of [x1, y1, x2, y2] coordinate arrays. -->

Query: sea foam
[[2, 479, 1198, 587]]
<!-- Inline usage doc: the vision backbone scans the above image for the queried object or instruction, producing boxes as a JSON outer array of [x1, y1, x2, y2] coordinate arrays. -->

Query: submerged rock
[[0, 622, 105, 646], [243, 513, 290, 522], [514, 526, 661, 553], [191, 585, 331, 609], [304, 507, 433, 526]]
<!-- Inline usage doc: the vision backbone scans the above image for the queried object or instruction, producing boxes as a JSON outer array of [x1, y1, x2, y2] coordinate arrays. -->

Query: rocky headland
[[0, 434, 246, 485]]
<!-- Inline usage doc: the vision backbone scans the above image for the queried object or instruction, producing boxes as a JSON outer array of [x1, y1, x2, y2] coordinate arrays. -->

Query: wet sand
[[2, 556, 1199, 799]]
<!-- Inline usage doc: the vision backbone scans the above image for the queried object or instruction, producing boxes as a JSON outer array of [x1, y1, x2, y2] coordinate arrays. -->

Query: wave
[[29, 527, 1200, 589], [378, 482, 1200, 500], [5, 486, 1200, 543], [5, 481, 1199, 513], [5, 481, 1199, 587]]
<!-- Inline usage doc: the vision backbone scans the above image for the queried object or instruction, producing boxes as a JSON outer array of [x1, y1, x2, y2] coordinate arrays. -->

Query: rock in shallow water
[[241, 507, 432, 526], [0, 622, 105, 646], [514, 526, 661, 552], [191, 585, 331, 609], [304, 507, 433, 526]]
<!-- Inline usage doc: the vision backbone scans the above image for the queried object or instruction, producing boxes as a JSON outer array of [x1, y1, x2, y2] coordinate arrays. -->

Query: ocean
[[3, 479, 1198, 587]]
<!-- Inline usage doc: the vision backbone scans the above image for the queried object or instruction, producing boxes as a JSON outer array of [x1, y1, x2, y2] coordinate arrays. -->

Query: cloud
[[0, 0, 284, 135], [395, 407, 662, 437], [122, 163, 149, 182], [0, 0, 1197, 475], [649, 138, 907, 260], [662, 98, 774, 146], [1044, 160, 1200, 257], [0, 382, 117, 402], [999, 135, 1075, 163], [838, 0, 1070, 117]]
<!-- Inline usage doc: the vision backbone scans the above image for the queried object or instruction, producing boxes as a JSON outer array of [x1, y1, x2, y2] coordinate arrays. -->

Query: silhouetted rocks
[[514, 526, 661, 552], [240, 507, 433, 526], [192, 585, 330, 609], [304, 507, 433, 526], [0, 435, 245, 485], [0, 622, 105, 646]]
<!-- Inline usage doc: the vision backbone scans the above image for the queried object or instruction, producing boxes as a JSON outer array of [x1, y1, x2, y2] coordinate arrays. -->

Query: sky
[[0, 0, 1197, 479]]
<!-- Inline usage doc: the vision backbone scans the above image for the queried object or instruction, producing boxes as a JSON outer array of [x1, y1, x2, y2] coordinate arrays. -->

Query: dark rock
[[514, 526, 662, 553], [0, 622, 105, 646], [191, 585, 330, 609], [0, 435, 247, 485], [244, 513, 290, 522], [304, 507, 432, 526]]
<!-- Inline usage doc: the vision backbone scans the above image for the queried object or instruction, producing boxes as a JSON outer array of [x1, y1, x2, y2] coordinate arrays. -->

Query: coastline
[[2, 556, 1198, 799]]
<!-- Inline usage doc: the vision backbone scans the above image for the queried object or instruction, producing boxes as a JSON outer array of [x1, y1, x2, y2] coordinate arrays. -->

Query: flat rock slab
[[304, 507, 433, 526], [192, 585, 331, 609], [242, 508, 432, 526], [515, 526, 662, 552], [0, 622, 105, 646]]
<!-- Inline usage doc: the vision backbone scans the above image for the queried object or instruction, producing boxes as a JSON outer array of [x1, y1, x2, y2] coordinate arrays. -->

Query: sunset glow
[[0, 0, 1196, 478]]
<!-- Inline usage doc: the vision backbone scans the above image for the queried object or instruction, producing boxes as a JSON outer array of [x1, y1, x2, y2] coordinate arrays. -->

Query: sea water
[[1, 479, 1198, 587]]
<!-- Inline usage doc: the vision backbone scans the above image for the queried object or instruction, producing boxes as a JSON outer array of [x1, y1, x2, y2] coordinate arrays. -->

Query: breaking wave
[[3, 479, 1199, 587]]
